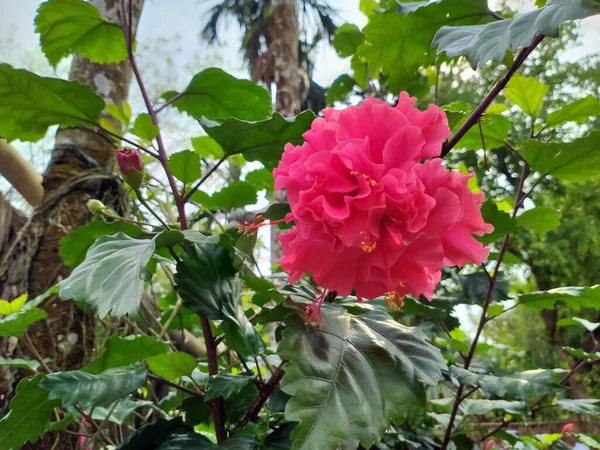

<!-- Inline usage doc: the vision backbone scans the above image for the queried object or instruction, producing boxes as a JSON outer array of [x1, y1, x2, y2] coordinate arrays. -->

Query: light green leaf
[[191, 135, 224, 159], [556, 398, 600, 415], [578, 434, 600, 449], [332, 24, 364, 58], [521, 132, 600, 181], [59, 232, 157, 317], [279, 305, 446, 450], [487, 304, 505, 317], [40, 364, 147, 409], [146, 352, 198, 382], [194, 182, 258, 211], [0, 293, 27, 315], [0, 308, 47, 337], [59, 220, 144, 268], [0, 356, 46, 371], [84, 335, 170, 374], [205, 372, 255, 401], [358, 0, 493, 86], [360, 0, 379, 16], [163, 68, 271, 121], [34, 0, 127, 67], [0, 63, 105, 142], [458, 115, 511, 151], [504, 73, 548, 117], [563, 346, 600, 360], [181, 230, 220, 245], [168, 150, 202, 185], [326, 74, 355, 105], [516, 207, 561, 238], [107, 103, 130, 126], [546, 95, 600, 128], [130, 113, 159, 143], [460, 399, 526, 415], [557, 317, 600, 332], [519, 285, 600, 310], [91, 397, 153, 425], [0, 375, 60, 450], [200, 110, 315, 170], [432, 0, 600, 68], [450, 367, 564, 400]]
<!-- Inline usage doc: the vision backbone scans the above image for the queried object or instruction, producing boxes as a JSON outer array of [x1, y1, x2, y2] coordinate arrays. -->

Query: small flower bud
[[115, 148, 144, 189], [87, 199, 105, 215]]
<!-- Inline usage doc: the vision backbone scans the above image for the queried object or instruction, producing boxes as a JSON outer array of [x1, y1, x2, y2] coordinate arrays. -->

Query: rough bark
[[0, 1, 144, 448]]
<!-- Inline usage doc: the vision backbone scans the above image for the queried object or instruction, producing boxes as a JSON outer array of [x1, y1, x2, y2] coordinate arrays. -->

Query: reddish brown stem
[[239, 363, 286, 428], [201, 317, 227, 443]]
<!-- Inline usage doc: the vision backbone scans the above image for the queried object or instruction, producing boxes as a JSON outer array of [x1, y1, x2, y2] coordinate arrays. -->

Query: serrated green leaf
[[519, 285, 600, 310], [0, 356, 45, 371], [0, 375, 60, 450], [191, 135, 224, 159], [0, 63, 105, 142], [516, 206, 561, 238], [59, 220, 144, 268], [458, 115, 511, 151], [478, 201, 517, 245], [278, 305, 445, 450], [450, 367, 564, 400], [131, 113, 159, 143], [200, 111, 315, 170], [245, 168, 274, 192], [221, 303, 265, 357], [168, 150, 202, 185], [557, 317, 600, 332], [460, 399, 526, 415], [59, 232, 157, 317], [326, 74, 355, 105], [546, 95, 600, 128], [34, 0, 127, 67], [91, 396, 153, 425], [521, 132, 600, 181], [196, 182, 258, 211], [84, 335, 169, 374], [556, 398, 600, 415], [147, 352, 198, 382], [117, 416, 192, 450], [40, 364, 147, 409], [205, 372, 254, 401], [432, 0, 600, 68], [164, 68, 271, 121], [504, 73, 548, 117], [332, 24, 364, 58]]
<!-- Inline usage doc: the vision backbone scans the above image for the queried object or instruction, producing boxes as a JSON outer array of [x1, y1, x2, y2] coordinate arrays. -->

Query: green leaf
[[182, 230, 221, 245], [478, 201, 517, 245], [34, 0, 127, 67], [195, 181, 258, 211], [91, 397, 153, 425], [360, 0, 379, 16], [563, 346, 600, 360], [0, 356, 45, 371], [578, 435, 600, 449], [460, 399, 526, 415], [117, 417, 192, 450], [192, 135, 224, 159], [0, 293, 27, 315], [278, 305, 446, 450], [205, 371, 254, 401], [458, 115, 511, 151], [0, 308, 47, 338], [164, 68, 271, 121], [200, 111, 315, 170], [59, 232, 157, 317], [131, 113, 159, 143], [245, 169, 274, 192], [546, 95, 600, 128], [156, 433, 215, 449], [450, 367, 564, 400], [222, 304, 265, 357], [326, 74, 355, 106], [516, 207, 561, 238], [432, 0, 600, 68], [521, 132, 600, 181], [146, 352, 198, 382], [504, 73, 548, 117], [358, 0, 493, 85], [332, 23, 364, 57], [556, 398, 600, 415], [519, 285, 600, 311], [0, 375, 60, 450], [168, 150, 202, 185], [40, 364, 147, 409], [557, 317, 600, 332], [106, 103, 130, 125], [59, 220, 144, 268], [0, 63, 105, 142], [221, 435, 258, 449], [84, 335, 170, 374]]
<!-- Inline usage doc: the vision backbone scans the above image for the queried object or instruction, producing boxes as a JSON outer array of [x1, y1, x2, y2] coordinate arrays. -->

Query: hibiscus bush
[[1, 0, 600, 449]]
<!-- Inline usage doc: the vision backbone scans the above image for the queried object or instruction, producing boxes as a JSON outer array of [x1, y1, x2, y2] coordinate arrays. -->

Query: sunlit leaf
[[546, 95, 600, 128], [168, 150, 202, 185], [332, 23, 364, 57], [146, 352, 198, 382], [516, 206, 561, 238], [504, 73, 548, 117]]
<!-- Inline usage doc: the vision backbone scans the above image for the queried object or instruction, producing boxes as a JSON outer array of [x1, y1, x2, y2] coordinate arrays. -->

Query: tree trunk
[[268, 0, 300, 266], [0, 1, 144, 448]]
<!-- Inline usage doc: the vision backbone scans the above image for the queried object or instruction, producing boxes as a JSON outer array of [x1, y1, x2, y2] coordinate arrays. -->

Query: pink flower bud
[[115, 148, 144, 175]]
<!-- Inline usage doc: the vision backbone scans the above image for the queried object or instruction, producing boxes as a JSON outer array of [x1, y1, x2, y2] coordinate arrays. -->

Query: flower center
[[237, 214, 286, 236], [350, 170, 377, 187], [305, 290, 327, 327], [359, 231, 377, 253], [385, 282, 406, 311]]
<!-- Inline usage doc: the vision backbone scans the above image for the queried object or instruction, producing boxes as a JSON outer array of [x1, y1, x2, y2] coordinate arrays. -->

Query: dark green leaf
[[131, 113, 159, 143], [262, 203, 291, 221], [59, 220, 144, 268], [516, 206, 561, 238], [168, 150, 202, 185], [557, 398, 600, 415], [504, 73, 548, 117], [222, 306, 265, 357], [225, 381, 259, 424], [459, 272, 509, 303], [40, 364, 147, 409], [200, 111, 315, 170], [164, 68, 271, 121], [520, 285, 600, 311], [0, 375, 59, 449], [326, 74, 355, 106], [546, 95, 600, 128], [117, 416, 192, 450], [278, 305, 446, 450], [332, 24, 364, 57], [556, 317, 600, 332], [0, 63, 105, 142], [146, 352, 198, 382], [432, 0, 600, 68], [563, 347, 600, 360], [157, 433, 215, 449], [521, 132, 600, 181], [478, 201, 517, 245], [191, 135, 224, 159], [35, 0, 127, 66], [245, 169, 274, 192], [205, 181, 258, 210], [91, 397, 153, 425], [205, 372, 254, 401], [59, 232, 157, 317], [221, 435, 258, 450], [0, 308, 47, 337], [181, 397, 211, 426], [84, 335, 169, 374]]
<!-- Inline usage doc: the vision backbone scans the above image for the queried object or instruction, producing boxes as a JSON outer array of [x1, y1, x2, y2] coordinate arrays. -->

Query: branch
[[0, 139, 44, 206], [183, 155, 228, 203], [239, 363, 285, 428], [147, 373, 204, 399], [440, 34, 545, 158]]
